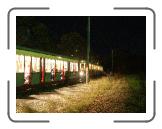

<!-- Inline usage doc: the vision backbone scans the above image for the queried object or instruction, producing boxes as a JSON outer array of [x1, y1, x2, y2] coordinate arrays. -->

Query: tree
[[16, 17, 54, 52], [57, 32, 86, 59], [31, 22, 53, 51]]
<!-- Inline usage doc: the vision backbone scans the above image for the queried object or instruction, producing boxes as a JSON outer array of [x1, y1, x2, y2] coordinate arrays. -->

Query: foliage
[[16, 17, 54, 52], [57, 32, 86, 59]]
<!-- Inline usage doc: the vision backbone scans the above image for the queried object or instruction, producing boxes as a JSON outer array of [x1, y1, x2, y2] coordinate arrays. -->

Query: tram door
[[24, 56, 32, 84]]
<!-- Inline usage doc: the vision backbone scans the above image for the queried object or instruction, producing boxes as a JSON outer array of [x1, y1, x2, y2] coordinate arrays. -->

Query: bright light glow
[[79, 71, 84, 76], [58, 56, 62, 59], [80, 60, 85, 63]]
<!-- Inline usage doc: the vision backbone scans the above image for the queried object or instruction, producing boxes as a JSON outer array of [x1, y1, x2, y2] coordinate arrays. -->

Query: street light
[[86, 16, 90, 84]]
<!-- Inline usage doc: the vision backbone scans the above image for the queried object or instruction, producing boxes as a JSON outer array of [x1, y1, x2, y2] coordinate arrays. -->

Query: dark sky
[[35, 16, 146, 56], [35, 16, 87, 41], [90, 16, 146, 55]]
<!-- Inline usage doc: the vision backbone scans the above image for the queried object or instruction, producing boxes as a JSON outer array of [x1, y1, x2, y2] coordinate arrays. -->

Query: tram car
[[16, 47, 103, 95]]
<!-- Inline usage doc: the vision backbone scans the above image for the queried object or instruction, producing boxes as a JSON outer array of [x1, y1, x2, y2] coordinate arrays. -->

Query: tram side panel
[[16, 55, 25, 94], [31, 57, 40, 85]]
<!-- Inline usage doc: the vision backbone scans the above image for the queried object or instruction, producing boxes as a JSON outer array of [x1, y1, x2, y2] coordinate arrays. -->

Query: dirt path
[[17, 75, 142, 113]]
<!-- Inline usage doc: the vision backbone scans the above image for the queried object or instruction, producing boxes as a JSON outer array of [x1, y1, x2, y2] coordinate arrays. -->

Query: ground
[[16, 74, 146, 113]]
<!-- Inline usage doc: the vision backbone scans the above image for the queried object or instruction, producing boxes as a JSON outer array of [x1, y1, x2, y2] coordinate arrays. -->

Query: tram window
[[89, 64, 92, 70], [81, 64, 84, 69], [45, 59, 51, 72], [70, 62, 73, 72], [32, 57, 40, 72], [51, 59, 55, 70], [64, 61, 68, 72], [56, 60, 61, 72], [60, 60, 64, 72], [73, 63, 78, 72], [16, 55, 24, 73], [75, 63, 78, 71]]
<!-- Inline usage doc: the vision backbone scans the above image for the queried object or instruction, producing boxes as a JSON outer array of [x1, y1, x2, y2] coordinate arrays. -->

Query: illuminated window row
[[78, 62, 103, 71], [16, 55, 79, 73]]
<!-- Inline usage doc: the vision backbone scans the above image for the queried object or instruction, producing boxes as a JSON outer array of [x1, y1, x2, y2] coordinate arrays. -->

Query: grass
[[80, 74, 146, 113], [64, 77, 113, 113], [125, 74, 146, 113]]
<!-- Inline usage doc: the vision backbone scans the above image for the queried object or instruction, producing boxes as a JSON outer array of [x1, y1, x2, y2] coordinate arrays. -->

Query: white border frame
[[7, 7, 155, 124]]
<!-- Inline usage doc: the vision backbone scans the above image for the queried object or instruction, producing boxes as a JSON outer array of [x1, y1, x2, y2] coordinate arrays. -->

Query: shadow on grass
[[16, 79, 82, 99], [16, 76, 105, 99]]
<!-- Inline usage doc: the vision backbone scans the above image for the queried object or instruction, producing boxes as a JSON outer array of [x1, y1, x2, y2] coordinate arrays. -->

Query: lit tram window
[[60, 60, 64, 71], [70, 62, 74, 72], [73, 62, 78, 72], [16, 55, 24, 73], [75, 63, 78, 72], [80, 63, 85, 70], [32, 57, 40, 72], [89, 64, 92, 70], [64, 61, 68, 72], [93, 65, 95, 70], [45, 59, 51, 72], [51, 59, 55, 70], [56, 60, 61, 72]]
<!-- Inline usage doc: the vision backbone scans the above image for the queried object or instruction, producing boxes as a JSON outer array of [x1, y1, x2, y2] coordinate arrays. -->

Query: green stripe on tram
[[16, 48, 78, 62]]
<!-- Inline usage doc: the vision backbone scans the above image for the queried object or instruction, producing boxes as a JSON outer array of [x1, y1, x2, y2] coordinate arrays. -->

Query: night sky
[[17, 16, 146, 73], [35, 16, 87, 41], [34, 16, 145, 54], [91, 17, 146, 55]]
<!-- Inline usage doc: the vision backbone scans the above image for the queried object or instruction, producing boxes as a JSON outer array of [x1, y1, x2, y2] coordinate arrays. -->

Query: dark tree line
[[16, 17, 54, 52], [17, 17, 86, 59]]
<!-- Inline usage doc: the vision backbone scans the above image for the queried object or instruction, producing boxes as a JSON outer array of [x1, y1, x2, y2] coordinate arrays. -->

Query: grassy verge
[[16, 74, 146, 113], [125, 74, 146, 113], [60, 77, 110, 112]]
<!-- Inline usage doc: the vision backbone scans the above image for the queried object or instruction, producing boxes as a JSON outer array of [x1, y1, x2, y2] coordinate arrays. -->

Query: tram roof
[[16, 46, 79, 62]]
